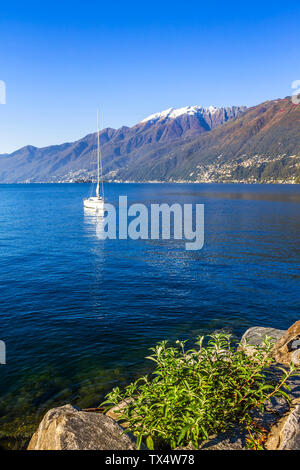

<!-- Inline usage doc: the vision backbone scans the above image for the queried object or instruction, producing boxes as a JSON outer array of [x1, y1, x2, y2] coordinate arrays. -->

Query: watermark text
[[0, 341, 6, 364], [291, 80, 300, 105], [93, 196, 204, 250], [0, 80, 6, 104]]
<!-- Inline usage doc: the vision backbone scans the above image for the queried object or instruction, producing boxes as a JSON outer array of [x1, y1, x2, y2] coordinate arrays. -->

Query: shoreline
[[0, 180, 299, 185], [26, 322, 300, 451], [1, 323, 299, 450]]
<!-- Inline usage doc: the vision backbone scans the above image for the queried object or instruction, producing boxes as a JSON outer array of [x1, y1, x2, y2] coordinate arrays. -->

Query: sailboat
[[83, 111, 105, 212]]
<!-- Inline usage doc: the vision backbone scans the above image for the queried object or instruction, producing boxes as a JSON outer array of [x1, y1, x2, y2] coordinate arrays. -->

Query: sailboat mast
[[96, 110, 100, 198]]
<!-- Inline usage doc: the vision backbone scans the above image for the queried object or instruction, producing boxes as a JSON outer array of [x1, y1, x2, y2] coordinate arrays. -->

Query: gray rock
[[252, 371, 300, 427], [240, 326, 286, 350], [250, 396, 290, 434], [198, 427, 247, 450], [265, 399, 300, 450], [27, 404, 139, 450], [292, 349, 300, 366]]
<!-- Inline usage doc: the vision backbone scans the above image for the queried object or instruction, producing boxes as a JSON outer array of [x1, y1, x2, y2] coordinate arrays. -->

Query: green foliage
[[102, 333, 299, 450]]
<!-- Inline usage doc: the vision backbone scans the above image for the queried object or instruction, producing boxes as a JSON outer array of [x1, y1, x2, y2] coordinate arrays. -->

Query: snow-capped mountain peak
[[140, 105, 220, 123], [140, 108, 174, 123]]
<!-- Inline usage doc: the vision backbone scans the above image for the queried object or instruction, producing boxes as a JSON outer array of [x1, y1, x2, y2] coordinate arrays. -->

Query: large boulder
[[265, 399, 300, 450], [239, 322, 300, 367], [27, 404, 139, 450], [239, 326, 286, 356], [273, 321, 300, 366], [198, 427, 246, 450]]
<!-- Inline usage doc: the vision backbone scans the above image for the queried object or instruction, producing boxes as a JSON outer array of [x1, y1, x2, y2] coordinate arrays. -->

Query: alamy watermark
[[291, 80, 300, 105], [93, 196, 204, 250], [0, 341, 6, 364], [0, 80, 6, 104]]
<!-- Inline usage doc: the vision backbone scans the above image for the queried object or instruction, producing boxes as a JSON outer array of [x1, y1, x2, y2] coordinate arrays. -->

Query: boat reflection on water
[[83, 207, 106, 241]]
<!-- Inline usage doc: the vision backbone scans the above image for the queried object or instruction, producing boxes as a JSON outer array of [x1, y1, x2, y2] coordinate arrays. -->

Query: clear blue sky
[[0, 0, 299, 153]]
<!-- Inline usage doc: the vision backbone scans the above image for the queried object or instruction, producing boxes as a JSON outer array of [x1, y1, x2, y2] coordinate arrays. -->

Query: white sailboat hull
[[83, 197, 104, 212], [84, 111, 105, 212]]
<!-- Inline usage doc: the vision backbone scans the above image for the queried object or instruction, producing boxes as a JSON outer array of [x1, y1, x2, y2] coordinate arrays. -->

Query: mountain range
[[0, 97, 299, 184]]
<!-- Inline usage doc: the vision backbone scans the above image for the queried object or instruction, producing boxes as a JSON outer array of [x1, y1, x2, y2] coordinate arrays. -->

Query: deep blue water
[[0, 183, 299, 446]]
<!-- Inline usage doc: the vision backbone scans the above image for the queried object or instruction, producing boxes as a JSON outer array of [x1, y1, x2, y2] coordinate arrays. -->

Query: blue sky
[[0, 0, 299, 153]]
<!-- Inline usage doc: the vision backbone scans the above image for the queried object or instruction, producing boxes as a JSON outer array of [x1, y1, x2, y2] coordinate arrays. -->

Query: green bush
[[102, 333, 298, 450]]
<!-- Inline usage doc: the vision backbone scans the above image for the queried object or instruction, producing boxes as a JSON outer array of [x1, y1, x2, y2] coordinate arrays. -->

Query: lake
[[0, 182, 299, 448]]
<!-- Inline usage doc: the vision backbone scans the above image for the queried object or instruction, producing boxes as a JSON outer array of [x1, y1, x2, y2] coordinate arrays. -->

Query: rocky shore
[[27, 321, 300, 450]]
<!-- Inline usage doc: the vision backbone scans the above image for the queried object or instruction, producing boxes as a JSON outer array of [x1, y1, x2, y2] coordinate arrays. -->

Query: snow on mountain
[[141, 105, 220, 123]]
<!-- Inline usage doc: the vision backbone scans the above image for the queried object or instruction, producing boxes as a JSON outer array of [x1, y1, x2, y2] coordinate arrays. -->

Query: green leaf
[[96, 332, 300, 450], [177, 425, 190, 444], [146, 436, 154, 450]]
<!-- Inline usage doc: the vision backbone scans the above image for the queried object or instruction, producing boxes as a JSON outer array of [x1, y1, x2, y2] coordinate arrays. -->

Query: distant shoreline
[[0, 180, 299, 185]]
